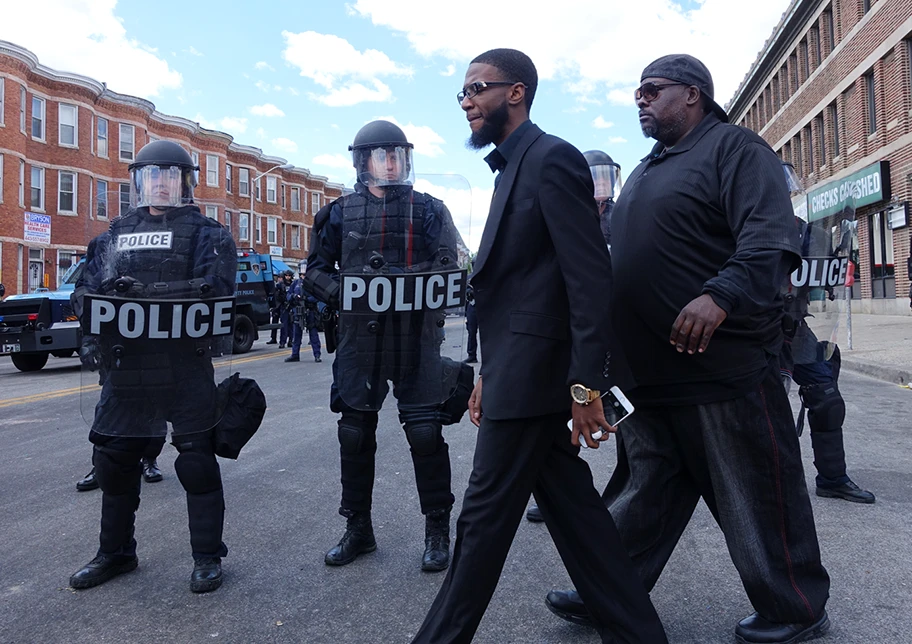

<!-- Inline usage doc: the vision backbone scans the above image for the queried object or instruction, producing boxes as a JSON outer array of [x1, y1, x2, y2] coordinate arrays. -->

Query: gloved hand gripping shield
[[336, 174, 472, 412], [78, 192, 237, 438]]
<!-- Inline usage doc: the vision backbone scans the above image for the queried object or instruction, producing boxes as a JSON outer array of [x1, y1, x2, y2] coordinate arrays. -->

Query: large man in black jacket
[[411, 48, 666, 644]]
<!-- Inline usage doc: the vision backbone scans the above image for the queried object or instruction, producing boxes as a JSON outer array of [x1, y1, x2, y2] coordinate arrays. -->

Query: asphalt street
[[0, 321, 910, 643]]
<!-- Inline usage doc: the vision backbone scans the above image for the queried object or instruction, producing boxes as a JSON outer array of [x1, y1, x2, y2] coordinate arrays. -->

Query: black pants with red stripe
[[604, 360, 830, 624]]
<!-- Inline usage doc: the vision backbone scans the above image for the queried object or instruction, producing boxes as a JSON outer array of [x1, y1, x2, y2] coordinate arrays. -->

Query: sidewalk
[[806, 310, 912, 385]]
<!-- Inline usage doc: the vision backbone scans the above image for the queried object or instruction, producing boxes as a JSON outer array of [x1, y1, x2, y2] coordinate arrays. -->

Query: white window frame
[[225, 164, 232, 193], [256, 215, 262, 243], [58, 171, 77, 213], [290, 186, 300, 211], [57, 251, 77, 288], [97, 117, 108, 158], [20, 85, 26, 133], [255, 178, 261, 202], [191, 151, 200, 186], [206, 154, 219, 187], [96, 179, 108, 219], [18, 159, 25, 206], [119, 123, 134, 162], [224, 210, 232, 232], [266, 176, 277, 203], [292, 225, 301, 250], [58, 104, 78, 147], [205, 205, 218, 220], [30, 166, 45, 211], [119, 183, 131, 216], [281, 184, 286, 209], [31, 96, 45, 141], [238, 168, 250, 197], [239, 212, 250, 241], [311, 192, 321, 213], [267, 216, 278, 244], [0, 78, 4, 125]]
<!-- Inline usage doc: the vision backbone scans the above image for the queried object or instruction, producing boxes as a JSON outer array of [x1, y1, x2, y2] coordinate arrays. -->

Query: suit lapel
[[472, 124, 544, 276]]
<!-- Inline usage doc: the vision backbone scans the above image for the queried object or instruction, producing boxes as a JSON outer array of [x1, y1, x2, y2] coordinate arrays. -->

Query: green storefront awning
[[806, 161, 891, 221]]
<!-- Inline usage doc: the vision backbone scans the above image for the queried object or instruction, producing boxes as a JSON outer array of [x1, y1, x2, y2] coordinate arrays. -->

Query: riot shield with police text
[[335, 175, 471, 412], [79, 193, 238, 438]]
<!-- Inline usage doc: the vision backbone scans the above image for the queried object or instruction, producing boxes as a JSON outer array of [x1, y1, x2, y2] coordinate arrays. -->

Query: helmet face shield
[[782, 163, 804, 196], [130, 165, 193, 209], [590, 164, 622, 202], [354, 145, 414, 187]]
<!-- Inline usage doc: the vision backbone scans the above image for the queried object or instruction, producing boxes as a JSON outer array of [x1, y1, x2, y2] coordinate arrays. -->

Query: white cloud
[[272, 138, 298, 153], [195, 113, 248, 135], [440, 64, 456, 77], [186, 45, 203, 57], [256, 127, 268, 139], [255, 80, 270, 92], [350, 0, 789, 105], [282, 30, 412, 106], [0, 0, 182, 99], [249, 103, 285, 117], [254, 61, 275, 71], [413, 178, 491, 252], [313, 153, 353, 169], [372, 116, 446, 157], [608, 136, 628, 144], [606, 87, 637, 107], [592, 116, 614, 129], [274, 85, 282, 91]]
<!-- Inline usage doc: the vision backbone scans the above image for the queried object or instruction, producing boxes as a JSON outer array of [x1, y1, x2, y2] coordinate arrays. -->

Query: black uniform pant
[[413, 411, 667, 644], [601, 361, 830, 625], [464, 303, 478, 360], [793, 356, 848, 486], [90, 431, 228, 559]]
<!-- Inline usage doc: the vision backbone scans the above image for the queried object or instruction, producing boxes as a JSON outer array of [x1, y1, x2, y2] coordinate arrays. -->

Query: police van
[[233, 249, 283, 353]]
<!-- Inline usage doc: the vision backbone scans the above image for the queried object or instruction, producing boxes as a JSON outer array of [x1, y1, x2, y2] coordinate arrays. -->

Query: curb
[[840, 358, 910, 386]]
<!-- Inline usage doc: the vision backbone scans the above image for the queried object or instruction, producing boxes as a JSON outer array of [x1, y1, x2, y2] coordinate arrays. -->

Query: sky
[[1, 0, 792, 249]]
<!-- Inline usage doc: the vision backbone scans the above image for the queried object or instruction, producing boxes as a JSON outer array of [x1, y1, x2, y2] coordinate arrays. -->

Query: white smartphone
[[569, 386, 635, 446]]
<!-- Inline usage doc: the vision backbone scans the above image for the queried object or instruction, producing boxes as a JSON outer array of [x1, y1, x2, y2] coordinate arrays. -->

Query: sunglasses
[[457, 80, 523, 103], [635, 82, 687, 102]]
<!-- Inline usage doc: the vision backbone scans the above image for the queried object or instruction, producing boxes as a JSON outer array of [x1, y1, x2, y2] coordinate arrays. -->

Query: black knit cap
[[641, 54, 729, 123]]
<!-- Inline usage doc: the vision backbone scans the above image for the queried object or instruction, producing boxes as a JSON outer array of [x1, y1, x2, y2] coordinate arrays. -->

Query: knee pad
[[93, 447, 141, 493], [404, 421, 442, 456], [174, 447, 221, 495], [799, 382, 846, 433], [337, 411, 377, 454]]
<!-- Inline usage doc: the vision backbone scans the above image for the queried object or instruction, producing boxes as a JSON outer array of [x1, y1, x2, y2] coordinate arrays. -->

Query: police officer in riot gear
[[780, 162, 874, 503], [304, 120, 466, 571], [284, 274, 322, 363], [583, 150, 622, 246], [70, 140, 239, 592]]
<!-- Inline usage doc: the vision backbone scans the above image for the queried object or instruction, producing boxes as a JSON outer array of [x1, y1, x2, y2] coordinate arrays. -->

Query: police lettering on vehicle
[[342, 270, 467, 314], [85, 295, 235, 339], [116, 232, 174, 251], [790, 257, 849, 288]]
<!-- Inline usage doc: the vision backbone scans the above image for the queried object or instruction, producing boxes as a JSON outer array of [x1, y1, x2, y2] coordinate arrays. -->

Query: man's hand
[[571, 397, 614, 449], [669, 294, 727, 355], [468, 376, 483, 427]]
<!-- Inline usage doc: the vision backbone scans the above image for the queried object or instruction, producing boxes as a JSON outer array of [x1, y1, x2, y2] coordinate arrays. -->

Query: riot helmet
[[128, 140, 198, 210], [583, 150, 622, 204], [349, 120, 415, 188], [782, 162, 808, 222]]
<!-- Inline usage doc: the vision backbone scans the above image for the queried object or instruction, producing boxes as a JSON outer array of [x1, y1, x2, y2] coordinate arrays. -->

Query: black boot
[[545, 589, 593, 627], [526, 503, 544, 523], [76, 467, 99, 492], [816, 479, 875, 503], [190, 557, 223, 593], [422, 508, 451, 572], [141, 458, 163, 483], [69, 554, 138, 589], [325, 510, 376, 566]]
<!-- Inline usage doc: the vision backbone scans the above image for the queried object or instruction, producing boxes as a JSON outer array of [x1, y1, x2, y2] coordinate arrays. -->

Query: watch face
[[570, 384, 587, 403]]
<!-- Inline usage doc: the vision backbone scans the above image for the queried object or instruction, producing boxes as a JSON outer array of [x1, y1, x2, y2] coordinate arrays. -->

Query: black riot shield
[[335, 175, 471, 412], [79, 193, 237, 438]]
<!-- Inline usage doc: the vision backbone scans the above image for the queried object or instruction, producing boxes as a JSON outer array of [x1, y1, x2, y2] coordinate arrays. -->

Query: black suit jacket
[[471, 122, 633, 421]]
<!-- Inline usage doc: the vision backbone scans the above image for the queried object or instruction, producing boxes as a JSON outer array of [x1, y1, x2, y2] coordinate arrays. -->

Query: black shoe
[[279, 342, 286, 349], [190, 557, 223, 593], [464, 356, 477, 364], [76, 467, 99, 492], [284, 355, 300, 363], [266, 339, 277, 345], [816, 480, 875, 504], [325, 511, 377, 566], [545, 589, 593, 628], [315, 356, 322, 363], [526, 503, 544, 523], [422, 509, 451, 572], [69, 554, 138, 589], [735, 610, 830, 644], [141, 457, 163, 483]]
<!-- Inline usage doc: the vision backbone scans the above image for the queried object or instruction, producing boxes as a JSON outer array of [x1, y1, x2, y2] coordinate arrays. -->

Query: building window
[[311, 192, 321, 213], [267, 216, 278, 244], [59, 104, 78, 147], [57, 251, 77, 288], [119, 183, 130, 216], [863, 0, 871, 13], [225, 211, 232, 232], [97, 117, 108, 158], [0, 155, 3, 204], [226, 164, 232, 193], [191, 151, 200, 186], [19, 85, 26, 132], [865, 72, 876, 135], [816, 116, 826, 166], [240, 212, 249, 241], [239, 168, 250, 196], [97, 180, 108, 218], [291, 186, 300, 211], [256, 216, 262, 243], [19, 160, 25, 206], [829, 103, 840, 156], [772, 75, 781, 112], [870, 211, 895, 298], [266, 176, 277, 203], [292, 225, 301, 250], [58, 171, 76, 212], [119, 124, 134, 161], [255, 178, 261, 202], [0, 78, 4, 125], [206, 205, 218, 220], [281, 185, 286, 209], [206, 155, 219, 187], [793, 136, 802, 175], [31, 96, 45, 140], [800, 39, 810, 81], [812, 27, 822, 67], [30, 166, 44, 210], [805, 127, 814, 172], [825, 10, 835, 54]]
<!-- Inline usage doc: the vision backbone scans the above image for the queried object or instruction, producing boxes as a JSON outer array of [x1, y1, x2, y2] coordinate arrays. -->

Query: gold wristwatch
[[570, 383, 600, 405]]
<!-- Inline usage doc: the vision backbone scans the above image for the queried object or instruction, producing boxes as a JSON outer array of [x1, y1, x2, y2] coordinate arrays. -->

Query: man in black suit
[[411, 48, 666, 644]]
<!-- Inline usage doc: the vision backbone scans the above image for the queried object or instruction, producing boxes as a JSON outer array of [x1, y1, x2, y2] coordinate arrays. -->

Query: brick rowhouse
[[727, 0, 912, 314], [0, 40, 343, 297]]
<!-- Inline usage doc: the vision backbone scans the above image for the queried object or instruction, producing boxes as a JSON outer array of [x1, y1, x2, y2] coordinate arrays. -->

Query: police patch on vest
[[790, 257, 849, 288], [341, 269, 467, 314], [84, 295, 236, 339], [116, 232, 174, 251]]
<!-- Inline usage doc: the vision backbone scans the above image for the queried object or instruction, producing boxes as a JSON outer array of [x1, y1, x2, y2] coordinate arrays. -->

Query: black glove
[[79, 337, 103, 372]]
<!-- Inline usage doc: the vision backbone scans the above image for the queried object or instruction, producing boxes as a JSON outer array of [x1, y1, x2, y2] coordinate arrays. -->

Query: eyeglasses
[[634, 82, 687, 102], [457, 81, 523, 103]]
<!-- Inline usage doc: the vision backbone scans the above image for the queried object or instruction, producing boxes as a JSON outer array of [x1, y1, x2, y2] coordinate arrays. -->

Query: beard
[[641, 109, 688, 146], [467, 101, 510, 150]]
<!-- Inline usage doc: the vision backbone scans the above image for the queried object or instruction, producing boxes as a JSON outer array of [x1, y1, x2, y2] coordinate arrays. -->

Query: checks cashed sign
[[806, 161, 891, 222]]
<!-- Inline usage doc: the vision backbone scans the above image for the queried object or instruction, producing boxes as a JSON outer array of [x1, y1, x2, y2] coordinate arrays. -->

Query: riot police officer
[[275, 270, 294, 348], [583, 150, 622, 247], [284, 274, 322, 363], [304, 120, 465, 572], [69, 140, 238, 592]]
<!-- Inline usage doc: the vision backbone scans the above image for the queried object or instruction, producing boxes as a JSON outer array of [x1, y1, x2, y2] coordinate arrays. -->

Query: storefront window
[[870, 212, 895, 298]]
